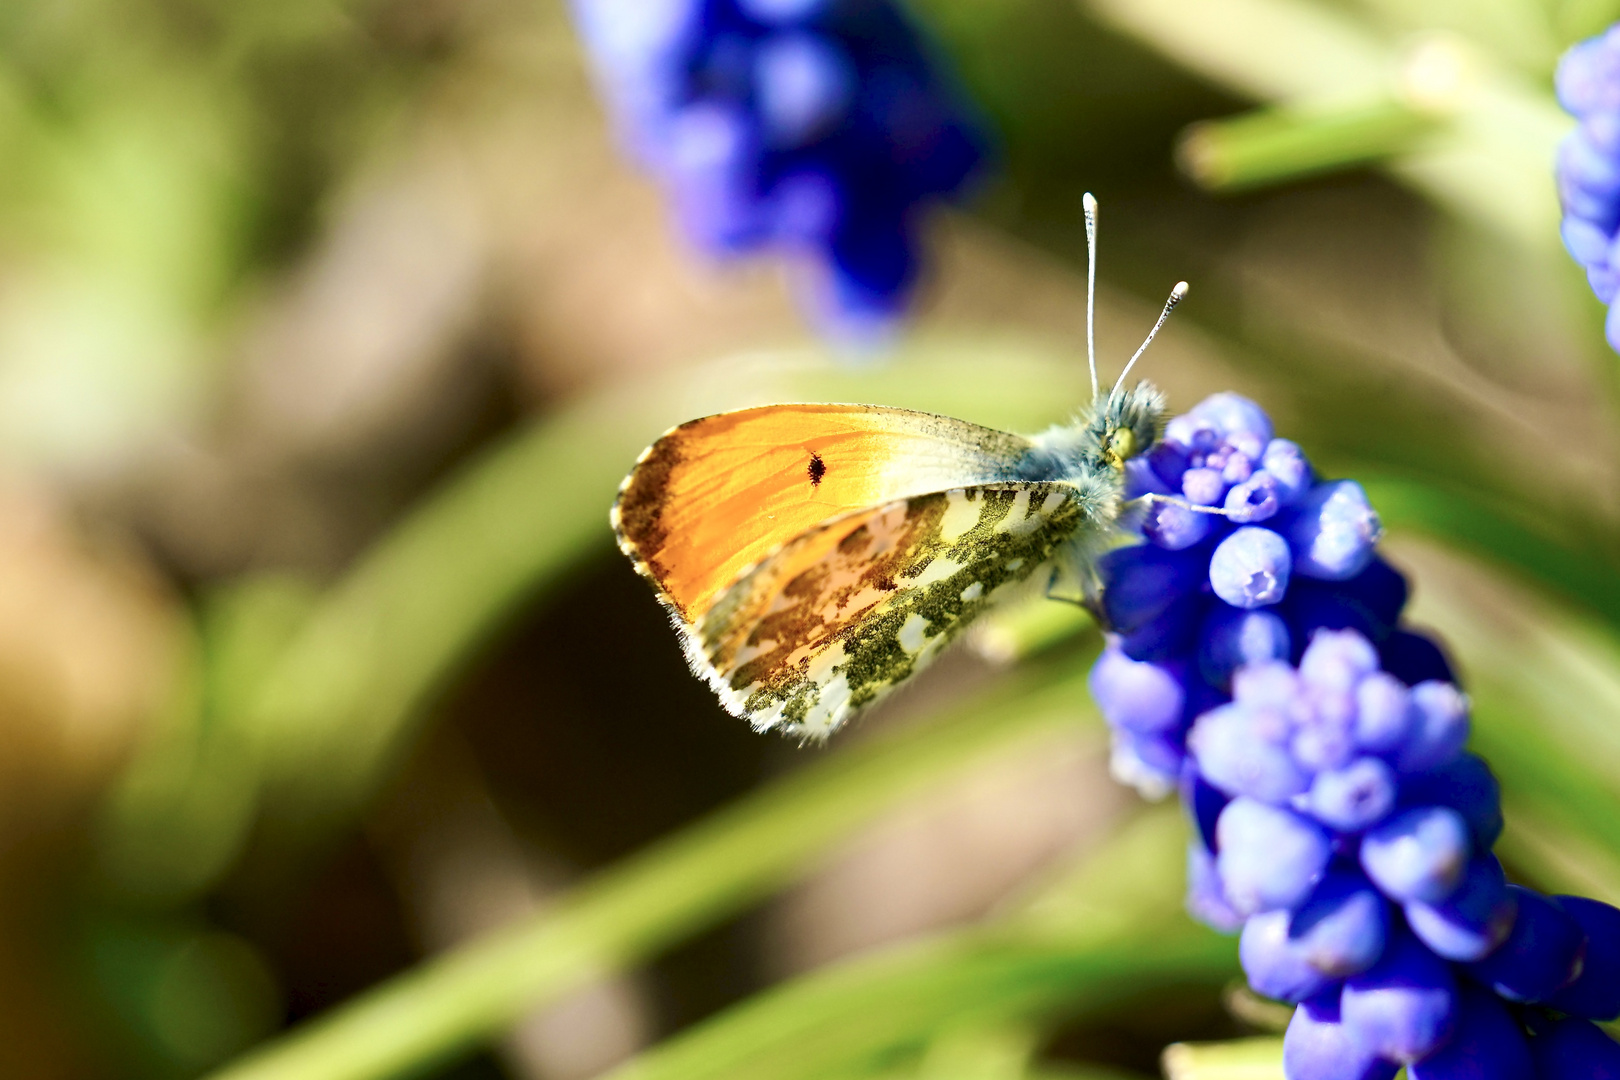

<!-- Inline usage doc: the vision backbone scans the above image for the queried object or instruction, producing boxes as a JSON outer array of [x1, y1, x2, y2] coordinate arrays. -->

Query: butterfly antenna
[[1083, 192, 1100, 401], [1110, 281, 1189, 402]]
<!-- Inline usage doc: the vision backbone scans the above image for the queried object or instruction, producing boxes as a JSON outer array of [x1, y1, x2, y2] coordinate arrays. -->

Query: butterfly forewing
[[612, 404, 1052, 622], [695, 483, 1087, 737]]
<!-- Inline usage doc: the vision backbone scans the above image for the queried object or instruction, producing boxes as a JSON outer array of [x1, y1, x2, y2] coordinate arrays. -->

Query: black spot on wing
[[808, 451, 827, 487]]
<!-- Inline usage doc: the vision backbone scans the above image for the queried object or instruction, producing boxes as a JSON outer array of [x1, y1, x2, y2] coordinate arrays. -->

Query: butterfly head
[[1096, 381, 1166, 468]]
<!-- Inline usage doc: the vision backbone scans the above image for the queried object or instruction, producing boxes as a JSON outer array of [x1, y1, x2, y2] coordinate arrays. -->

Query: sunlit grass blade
[[1178, 99, 1439, 191], [600, 812, 1235, 1080], [604, 936, 1233, 1080], [204, 657, 1102, 1080], [1085, 0, 1566, 250], [1161, 1037, 1284, 1080]]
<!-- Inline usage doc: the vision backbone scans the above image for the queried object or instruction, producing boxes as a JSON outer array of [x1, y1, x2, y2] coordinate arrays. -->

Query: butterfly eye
[[1108, 427, 1139, 464]]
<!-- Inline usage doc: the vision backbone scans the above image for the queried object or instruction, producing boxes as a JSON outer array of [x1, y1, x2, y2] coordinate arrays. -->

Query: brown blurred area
[[0, 0, 1616, 1077]]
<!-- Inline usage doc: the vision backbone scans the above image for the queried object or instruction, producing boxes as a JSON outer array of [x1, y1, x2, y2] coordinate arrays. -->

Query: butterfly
[[612, 195, 1204, 739]]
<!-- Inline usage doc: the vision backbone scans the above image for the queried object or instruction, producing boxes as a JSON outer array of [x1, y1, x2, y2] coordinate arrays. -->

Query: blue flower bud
[[1304, 757, 1397, 832], [1353, 673, 1412, 753], [1187, 841, 1245, 933], [1291, 697, 1357, 774], [1376, 629, 1455, 688], [1222, 452, 1255, 485], [1185, 772, 1229, 853], [1211, 527, 1293, 608], [1182, 466, 1227, 505], [1098, 542, 1207, 634], [1089, 645, 1185, 735], [1146, 439, 1190, 488], [1300, 628, 1381, 692], [1394, 682, 1470, 775], [1290, 871, 1390, 978], [1465, 887, 1587, 1003], [1143, 499, 1214, 550], [1233, 660, 1302, 709], [1285, 994, 1400, 1080], [1191, 392, 1274, 459], [1564, 212, 1612, 264], [754, 34, 855, 145], [1528, 1017, 1620, 1077], [1107, 730, 1183, 800], [1217, 798, 1334, 915], [1290, 481, 1382, 581], [1557, 32, 1620, 114], [1341, 929, 1458, 1064], [1163, 413, 1220, 455], [1225, 472, 1283, 523], [1399, 754, 1502, 849], [1406, 983, 1532, 1080], [570, 0, 989, 332], [1360, 806, 1471, 904], [1262, 439, 1313, 505], [1284, 559, 1408, 646], [1199, 607, 1291, 686], [1116, 591, 1208, 662], [1404, 855, 1517, 962], [738, 0, 828, 21], [1546, 895, 1620, 1020], [1560, 128, 1620, 202], [1242, 909, 1339, 1003], [1190, 702, 1312, 802]]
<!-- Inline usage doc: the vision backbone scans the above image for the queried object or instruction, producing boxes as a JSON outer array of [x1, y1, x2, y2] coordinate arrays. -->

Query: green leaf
[[203, 655, 1104, 1080], [598, 812, 1235, 1080], [1161, 1037, 1285, 1080]]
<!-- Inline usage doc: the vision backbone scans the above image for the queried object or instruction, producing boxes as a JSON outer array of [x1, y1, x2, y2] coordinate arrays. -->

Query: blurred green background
[[0, 0, 1619, 1078]]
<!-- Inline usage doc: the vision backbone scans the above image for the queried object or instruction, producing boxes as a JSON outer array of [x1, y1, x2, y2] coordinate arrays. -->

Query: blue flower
[[1556, 24, 1620, 349], [1088, 391, 1620, 1078], [569, 0, 989, 335]]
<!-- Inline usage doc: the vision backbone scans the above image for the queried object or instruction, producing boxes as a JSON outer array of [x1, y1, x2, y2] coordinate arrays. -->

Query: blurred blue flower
[[1556, 24, 1620, 350], [569, 0, 990, 337], [1088, 391, 1620, 1078]]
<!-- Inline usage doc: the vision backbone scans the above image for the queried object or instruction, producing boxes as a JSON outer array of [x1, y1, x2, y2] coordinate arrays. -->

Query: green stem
[[601, 810, 1234, 1080], [1178, 99, 1438, 191], [204, 661, 1098, 1080], [606, 936, 1235, 1080]]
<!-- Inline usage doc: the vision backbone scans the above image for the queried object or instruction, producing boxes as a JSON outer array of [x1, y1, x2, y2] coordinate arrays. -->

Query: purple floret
[[570, 0, 988, 334], [1555, 25, 1620, 351], [1085, 391, 1620, 1079]]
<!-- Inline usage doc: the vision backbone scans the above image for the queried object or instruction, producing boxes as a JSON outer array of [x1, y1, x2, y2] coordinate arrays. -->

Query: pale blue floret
[[1087, 391, 1620, 1076]]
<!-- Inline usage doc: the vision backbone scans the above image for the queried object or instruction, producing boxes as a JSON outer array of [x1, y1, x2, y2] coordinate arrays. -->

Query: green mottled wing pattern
[[686, 483, 1088, 738]]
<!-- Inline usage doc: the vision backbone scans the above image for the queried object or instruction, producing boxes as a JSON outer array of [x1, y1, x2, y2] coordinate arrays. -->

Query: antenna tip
[[1171, 281, 1190, 302], [1083, 192, 1098, 213]]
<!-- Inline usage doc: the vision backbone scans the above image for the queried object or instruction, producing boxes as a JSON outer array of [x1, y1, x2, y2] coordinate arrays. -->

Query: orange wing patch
[[612, 404, 1045, 622], [689, 483, 1086, 737]]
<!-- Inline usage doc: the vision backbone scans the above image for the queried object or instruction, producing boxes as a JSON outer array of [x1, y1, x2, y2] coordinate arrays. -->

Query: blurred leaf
[[95, 575, 322, 904], [80, 914, 283, 1077], [1161, 1037, 1284, 1080], [1177, 98, 1438, 191], [597, 811, 1234, 1080], [1362, 476, 1620, 631], [1085, 0, 1567, 250], [205, 653, 1103, 1080]]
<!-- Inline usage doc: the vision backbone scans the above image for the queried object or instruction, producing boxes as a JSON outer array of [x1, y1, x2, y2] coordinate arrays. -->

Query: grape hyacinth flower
[[569, 0, 989, 336], [1556, 24, 1620, 349], [1088, 392, 1620, 1079]]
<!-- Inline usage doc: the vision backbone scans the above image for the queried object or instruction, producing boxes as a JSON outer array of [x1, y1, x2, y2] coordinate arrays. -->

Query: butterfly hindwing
[[692, 483, 1089, 737], [612, 404, 1055, 623]]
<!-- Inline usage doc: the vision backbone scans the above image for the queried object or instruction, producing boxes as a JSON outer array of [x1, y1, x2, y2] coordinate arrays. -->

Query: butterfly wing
[[695, 483, 1090, 736], [613, 403, 1104, 737], [613, 403, 1057, 621]]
